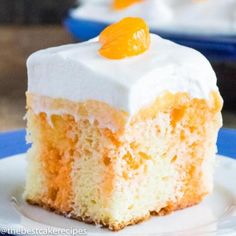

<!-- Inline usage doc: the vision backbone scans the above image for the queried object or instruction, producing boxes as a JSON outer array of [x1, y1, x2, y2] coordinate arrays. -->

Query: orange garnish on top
[[99, 17, 150, 60], [113, 0, 143, 10]]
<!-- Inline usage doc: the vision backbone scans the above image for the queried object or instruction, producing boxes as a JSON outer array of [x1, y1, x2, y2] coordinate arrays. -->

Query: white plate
[[0, 154, 236, 236]]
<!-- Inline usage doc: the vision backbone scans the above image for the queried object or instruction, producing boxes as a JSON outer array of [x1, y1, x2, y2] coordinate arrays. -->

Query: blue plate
[[64, 16, 236, 61]]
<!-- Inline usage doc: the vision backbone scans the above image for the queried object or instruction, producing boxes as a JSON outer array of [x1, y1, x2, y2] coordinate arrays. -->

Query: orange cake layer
[[24, 91, 222, 231]]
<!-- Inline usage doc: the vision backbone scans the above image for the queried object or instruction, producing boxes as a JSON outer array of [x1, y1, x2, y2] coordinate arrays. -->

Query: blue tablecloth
[[0, 128, 236, 159]]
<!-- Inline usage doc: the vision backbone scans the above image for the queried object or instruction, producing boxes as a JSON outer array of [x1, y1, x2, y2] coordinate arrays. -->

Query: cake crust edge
[[26, 195, 204, 231]]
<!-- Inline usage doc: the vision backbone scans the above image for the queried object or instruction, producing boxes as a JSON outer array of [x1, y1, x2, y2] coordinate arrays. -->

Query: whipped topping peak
[[27, 34, 218, 115]]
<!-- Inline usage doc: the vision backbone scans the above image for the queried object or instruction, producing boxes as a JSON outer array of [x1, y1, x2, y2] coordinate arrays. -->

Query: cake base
[[26, 197, 200, 231], [24, 91, 222, 231]]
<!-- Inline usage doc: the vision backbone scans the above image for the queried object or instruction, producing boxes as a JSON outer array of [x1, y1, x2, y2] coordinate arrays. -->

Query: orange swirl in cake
[[24, 17, 223, 231]]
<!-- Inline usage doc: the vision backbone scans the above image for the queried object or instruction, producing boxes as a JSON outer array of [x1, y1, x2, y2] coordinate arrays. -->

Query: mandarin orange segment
[[113, 0, 143, 10], [99, 17, 150, 60]]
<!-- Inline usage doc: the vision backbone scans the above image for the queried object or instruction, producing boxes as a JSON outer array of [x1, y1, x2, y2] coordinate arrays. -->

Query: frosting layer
[[27, 34, 218, 115]]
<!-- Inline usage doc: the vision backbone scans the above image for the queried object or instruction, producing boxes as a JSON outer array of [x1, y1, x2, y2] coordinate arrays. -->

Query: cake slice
[[24, 17, 222, 231]]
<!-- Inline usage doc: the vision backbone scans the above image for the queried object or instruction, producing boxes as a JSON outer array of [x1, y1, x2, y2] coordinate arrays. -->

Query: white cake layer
[[27, 34, 218, 115]]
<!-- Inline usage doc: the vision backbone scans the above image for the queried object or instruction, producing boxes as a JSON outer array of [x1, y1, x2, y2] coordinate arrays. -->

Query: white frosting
[[71, 0, 236, 35], [27, 34, 218, 115]]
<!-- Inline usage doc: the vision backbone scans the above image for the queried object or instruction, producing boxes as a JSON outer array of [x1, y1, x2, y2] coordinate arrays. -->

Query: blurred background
[[0, 0, 74, 131], [0, 0, 235, 131]]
